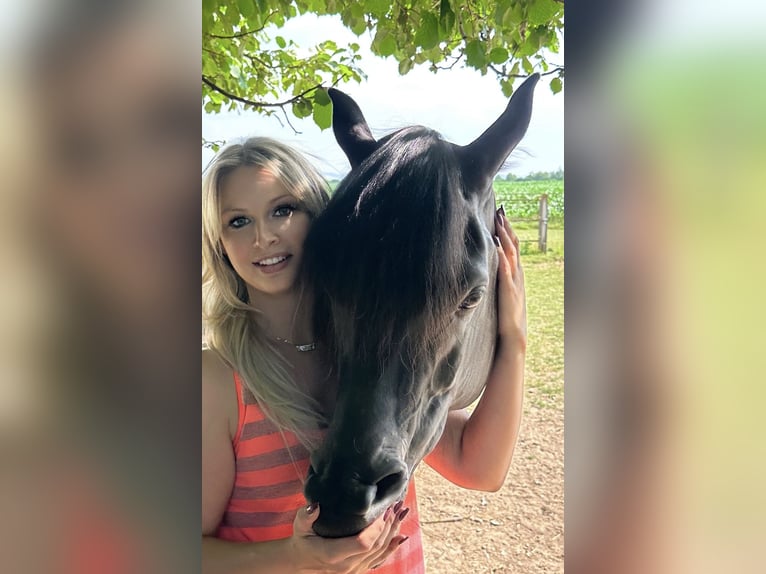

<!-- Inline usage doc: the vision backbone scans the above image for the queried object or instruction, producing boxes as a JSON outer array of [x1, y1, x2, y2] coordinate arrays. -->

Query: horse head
[[302, 74, 539, 537]]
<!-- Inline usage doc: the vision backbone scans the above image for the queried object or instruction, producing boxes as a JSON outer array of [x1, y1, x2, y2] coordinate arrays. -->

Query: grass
[[464, 221, 564, 413], [505, 219, 563, 260], [522, 243, 564, 410]]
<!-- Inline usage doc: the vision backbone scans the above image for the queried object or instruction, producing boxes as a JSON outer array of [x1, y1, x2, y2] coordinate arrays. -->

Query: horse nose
[[306, 459, 408, 513], [373, 467, 407, 502]]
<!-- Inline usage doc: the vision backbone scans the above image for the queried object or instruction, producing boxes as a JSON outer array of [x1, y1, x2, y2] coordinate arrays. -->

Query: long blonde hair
[[202, 137, 330, 448]]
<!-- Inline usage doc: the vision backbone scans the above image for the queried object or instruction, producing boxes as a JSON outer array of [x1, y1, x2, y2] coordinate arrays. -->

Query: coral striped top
[[216, 372, 425, 573]]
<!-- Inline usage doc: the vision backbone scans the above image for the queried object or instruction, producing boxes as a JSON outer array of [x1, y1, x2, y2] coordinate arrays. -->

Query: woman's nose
[[253, 222, 278, 247]]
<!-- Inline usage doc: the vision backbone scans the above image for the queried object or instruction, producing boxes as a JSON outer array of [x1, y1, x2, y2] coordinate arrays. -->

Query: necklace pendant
[[295, 343, 316, 352]]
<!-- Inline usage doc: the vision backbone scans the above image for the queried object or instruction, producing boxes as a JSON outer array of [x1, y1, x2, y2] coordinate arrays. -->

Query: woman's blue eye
[[273, 204, 297, 217], [228, 216, 250, 229]]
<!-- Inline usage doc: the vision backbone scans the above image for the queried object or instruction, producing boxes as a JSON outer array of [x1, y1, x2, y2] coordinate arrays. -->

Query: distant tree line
[[496, 168, 563, 181]]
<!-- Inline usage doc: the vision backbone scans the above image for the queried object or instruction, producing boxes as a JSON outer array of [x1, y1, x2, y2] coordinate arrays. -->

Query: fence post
[[538, 194, 548, 253]]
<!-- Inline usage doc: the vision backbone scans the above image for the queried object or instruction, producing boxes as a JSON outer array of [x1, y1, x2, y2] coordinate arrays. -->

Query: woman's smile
[[253, 253, 292, 274]]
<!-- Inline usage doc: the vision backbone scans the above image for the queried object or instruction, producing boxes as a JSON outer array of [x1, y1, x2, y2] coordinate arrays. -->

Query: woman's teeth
[[257, 255, 288, 266]]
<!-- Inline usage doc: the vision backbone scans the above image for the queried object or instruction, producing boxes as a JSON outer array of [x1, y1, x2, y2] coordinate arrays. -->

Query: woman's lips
[[253, 254, 291, 274]]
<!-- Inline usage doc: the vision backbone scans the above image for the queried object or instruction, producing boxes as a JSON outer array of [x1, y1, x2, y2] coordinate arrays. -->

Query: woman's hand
[[494, 207, 527, 350], [289, 503, 409, 573]]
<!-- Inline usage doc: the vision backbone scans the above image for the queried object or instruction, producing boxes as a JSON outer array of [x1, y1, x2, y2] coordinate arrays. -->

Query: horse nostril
[[375, 471, 406, 501]]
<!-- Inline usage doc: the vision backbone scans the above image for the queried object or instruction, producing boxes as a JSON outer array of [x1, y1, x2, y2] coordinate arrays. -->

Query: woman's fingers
[[370, 535, 409, 570], [495, 210, 518, 281], [367, 506, 409, 570], [291, 503, 409, 572], [327, 504, 398, 562], [292, 502, 320, 537]]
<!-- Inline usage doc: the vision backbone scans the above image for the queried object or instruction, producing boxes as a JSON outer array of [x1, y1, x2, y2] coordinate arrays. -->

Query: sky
[[202, 13, 564, 179]]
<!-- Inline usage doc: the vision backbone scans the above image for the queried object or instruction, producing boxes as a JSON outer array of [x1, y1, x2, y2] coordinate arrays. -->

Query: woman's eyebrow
[[269, 194, 296, 205]]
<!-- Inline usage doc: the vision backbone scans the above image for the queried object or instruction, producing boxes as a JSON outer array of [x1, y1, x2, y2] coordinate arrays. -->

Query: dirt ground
[[415, 385, 564, 573]]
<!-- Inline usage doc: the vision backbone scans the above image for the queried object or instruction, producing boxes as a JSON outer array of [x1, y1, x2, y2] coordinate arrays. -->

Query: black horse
[[303, 74, 539, 537]]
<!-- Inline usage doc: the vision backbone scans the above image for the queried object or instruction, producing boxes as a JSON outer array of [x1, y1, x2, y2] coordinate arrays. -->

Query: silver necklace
[[274, 336, 316, 352]]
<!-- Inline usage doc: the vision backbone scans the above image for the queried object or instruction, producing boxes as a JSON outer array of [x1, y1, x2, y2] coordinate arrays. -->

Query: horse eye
[[458, 288, 485, 311]]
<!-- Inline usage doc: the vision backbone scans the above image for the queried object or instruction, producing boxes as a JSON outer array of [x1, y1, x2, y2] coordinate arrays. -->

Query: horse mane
[[304, 126, 469, 371]]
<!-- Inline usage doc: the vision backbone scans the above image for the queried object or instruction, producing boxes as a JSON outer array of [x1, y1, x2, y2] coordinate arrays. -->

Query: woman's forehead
[[219, 166, 293, 206]]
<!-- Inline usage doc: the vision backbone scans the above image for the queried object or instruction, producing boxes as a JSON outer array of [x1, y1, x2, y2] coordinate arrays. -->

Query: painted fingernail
[[306, 502, 318, 515], [493, 236, 501, 247], [398, 536, 410, 546], [384, 505, 393, 520], [499, 204, 506, 217], [394, 500, 404, 514], [397, 507, 410, 522]]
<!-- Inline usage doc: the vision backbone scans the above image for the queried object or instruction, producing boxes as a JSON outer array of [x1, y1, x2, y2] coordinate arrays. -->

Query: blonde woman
[[202, 138, 527, 573]]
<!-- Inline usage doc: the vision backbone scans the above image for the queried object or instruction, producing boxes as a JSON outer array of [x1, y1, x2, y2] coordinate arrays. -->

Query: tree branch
[[281, 107, 301, 134], [202, 75, 323, 109], [488, 64, 565, 79], [435, 53, 464, 70], [205, 11, 278, 39]]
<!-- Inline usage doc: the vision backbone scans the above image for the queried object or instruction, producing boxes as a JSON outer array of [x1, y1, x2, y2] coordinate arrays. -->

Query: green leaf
[[379, 35, 397, 57], [398, 58, 413, 75], [350, 17, 366, 35], [522, 57, 534, 74], [528, 0, 562, 26], [367, 0, 390, 18], [350, 3, 364, 18], [495, 0, 512, 26], [439, 0, 456, 34], [314, 88, 331, 107], [276, 36, 286, 49], [489, 47, 509, 65], [292, 99, 312, 119], [464, 40, 486, 68], [415, 13, 440, 50], [503, 3, 524, 27], [312, 100, 332, 130], [500, 78, 514, 98], [238, 0, 254, 19], [550, 77, 562, 94]]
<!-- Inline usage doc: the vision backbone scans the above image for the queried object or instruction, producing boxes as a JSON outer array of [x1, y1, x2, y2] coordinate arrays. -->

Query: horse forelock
[[307, 126, 470, 371]]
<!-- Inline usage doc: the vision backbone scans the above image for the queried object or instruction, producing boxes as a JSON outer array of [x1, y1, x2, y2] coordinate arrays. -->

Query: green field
[[493, 179, 564, 259], [494, 179, 564, 222]]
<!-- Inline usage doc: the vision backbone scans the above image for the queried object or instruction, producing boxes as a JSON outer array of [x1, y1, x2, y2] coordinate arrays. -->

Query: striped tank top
[[216, 372, 425, 573]]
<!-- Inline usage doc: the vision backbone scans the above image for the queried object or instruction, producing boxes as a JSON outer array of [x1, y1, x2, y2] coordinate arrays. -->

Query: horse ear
[[456, 73, 540, 194], [328, 88, 378, 169]]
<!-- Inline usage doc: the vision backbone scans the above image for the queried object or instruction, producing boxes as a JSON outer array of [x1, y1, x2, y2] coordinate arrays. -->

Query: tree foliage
[[202, 0, 563, 131], [499, 168, 564, 181]]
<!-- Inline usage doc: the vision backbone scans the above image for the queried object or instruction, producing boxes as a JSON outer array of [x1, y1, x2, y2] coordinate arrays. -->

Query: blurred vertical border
[[566, 1, 766, 573], [1, 1, 201, 573]]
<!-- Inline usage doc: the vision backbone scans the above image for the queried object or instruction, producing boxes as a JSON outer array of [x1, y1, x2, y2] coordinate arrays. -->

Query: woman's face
[[219, 166, 311, 299]]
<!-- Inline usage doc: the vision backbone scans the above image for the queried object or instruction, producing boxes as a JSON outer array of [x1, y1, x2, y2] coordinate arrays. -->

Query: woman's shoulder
[[202, 348, 232, 383], [202, 349, 239, 438]]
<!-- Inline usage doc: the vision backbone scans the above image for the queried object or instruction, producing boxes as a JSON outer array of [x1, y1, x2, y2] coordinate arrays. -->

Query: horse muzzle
[[304, 460, 409, 537]]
